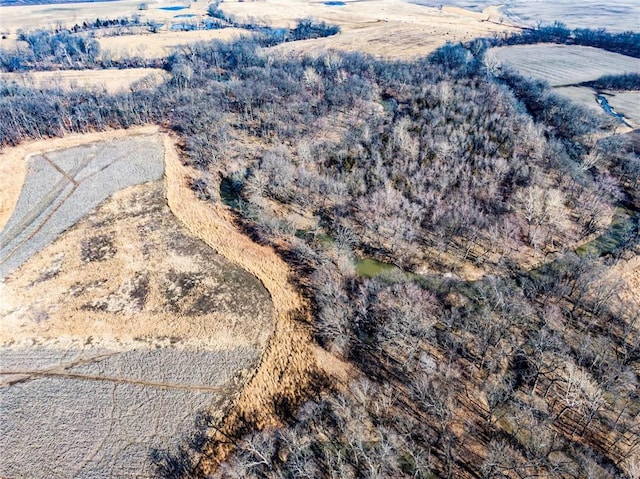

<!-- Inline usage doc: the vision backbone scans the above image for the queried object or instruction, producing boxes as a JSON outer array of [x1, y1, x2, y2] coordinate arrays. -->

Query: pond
[[355, 258, 399, 278], [576, 208, 639, 257], [324, 1, 346, 5], [159, 5, 187, 11]]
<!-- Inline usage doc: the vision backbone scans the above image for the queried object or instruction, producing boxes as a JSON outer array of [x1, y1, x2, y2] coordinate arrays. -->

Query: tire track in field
[[0, 369, 227, 392]]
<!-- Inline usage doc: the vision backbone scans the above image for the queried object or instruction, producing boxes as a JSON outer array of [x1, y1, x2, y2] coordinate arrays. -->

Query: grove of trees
[[1, 22, 639, 479]]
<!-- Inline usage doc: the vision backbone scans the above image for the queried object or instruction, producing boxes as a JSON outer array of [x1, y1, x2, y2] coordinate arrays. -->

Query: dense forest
[[1, 21, 640, 479]]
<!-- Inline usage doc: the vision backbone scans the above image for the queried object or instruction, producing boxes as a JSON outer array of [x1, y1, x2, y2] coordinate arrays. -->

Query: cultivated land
[[415, 0, 640, 32], [487, 44, 640, 129], [0, 131, 275, 477], [98, 28, 249, 61], [487, 45, 640, 87], [0, 0, 516, 61]]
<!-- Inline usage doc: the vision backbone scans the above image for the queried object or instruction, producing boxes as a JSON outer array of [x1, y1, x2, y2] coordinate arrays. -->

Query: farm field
[[0, 131, 165, 277], [227, 0, 515, 59], [0, 0, 515, 60], [0, 131, 274, 478], [487, 44, 640, 87], [487, 44, 640, 129], [413, 0, 640, 32], [0, 67, 167, 92], [98, 28, 249, 60]]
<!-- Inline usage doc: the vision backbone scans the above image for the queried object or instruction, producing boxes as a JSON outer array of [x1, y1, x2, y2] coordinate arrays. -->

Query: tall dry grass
[[163, 133, 318, 472]]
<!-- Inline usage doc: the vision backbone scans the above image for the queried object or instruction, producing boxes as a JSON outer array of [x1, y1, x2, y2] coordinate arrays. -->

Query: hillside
[[1, 2, 639, 478]]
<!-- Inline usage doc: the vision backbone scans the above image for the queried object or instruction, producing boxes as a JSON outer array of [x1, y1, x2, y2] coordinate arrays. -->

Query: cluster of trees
[[2, 29, 638, 479], [0, 13, 339, 72], [583, 72, 640, 91], [490, 22, 640, 58]]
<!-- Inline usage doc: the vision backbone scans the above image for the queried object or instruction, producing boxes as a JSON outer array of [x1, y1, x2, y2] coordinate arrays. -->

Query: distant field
[[223, 0, 514, 59], [0, 0, 515, 60], [413, 0, 640, 32], [99, 28, 249, 60], [0, 67, 167, 92], [487, 45, 640, 87], [487, 44, 640, 129]]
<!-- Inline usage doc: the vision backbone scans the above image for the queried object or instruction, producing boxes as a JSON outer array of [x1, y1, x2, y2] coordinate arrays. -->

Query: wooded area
[[1, 23, 639, 479]]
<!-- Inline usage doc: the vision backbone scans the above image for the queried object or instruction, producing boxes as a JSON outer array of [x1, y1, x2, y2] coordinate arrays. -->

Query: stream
[[596, 94, 631, 127]]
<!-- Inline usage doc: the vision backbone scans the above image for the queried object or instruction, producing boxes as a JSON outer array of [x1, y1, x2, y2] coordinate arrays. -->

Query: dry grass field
[[417, 0, 640, 33], [0, 0, 516, 61], [98, 28, 249, 60], [0, 130, 165, 277], [0, 0, 211, 32], [0, 127, 330, 477], [0, 67, 168, 92], [0, 131, 275, 478], [230, 0, 515, 59], [487, 44, 640, 129], [487, 45, 640, 87]]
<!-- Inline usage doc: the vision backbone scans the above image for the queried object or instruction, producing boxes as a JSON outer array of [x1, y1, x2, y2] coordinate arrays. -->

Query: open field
[[487, 45, 640, 87], [98, 28, 249, 60], [0, 131, 165, 277], [0, 131, 274, 477], [487, 44, 640, 129], [0, 0, 516, 61], [0, 0, 213, 32], [228, 0, 516, 59], [414, 0, 640, 32], [0, 67, 168, 92]]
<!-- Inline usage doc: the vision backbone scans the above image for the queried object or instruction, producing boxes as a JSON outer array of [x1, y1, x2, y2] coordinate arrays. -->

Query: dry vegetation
[[0, 67, 168, 92], [98, 29, 249, 61], [487, 44, 640, 87], [0, 132, 279, 477], [2, 2, 640, 478]]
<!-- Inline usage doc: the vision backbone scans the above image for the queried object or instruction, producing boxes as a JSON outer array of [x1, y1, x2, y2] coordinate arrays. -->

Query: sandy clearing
[[0, 67, 168, 92], [99, 28, 250, 59], [487, 44, 640, 87]]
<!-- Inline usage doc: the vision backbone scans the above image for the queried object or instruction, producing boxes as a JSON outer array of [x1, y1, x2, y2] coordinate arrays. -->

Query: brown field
[[0, 127, 331, 476], [232, 0, 516, 59], [0, 67, 168, 92], [98, 28, 249, 60], [487, 44, 640, 87], [488, 44, 640, 131], [0, 0, 212, 32], [0, 129, 278, 477], [0, 0, 516, 62]]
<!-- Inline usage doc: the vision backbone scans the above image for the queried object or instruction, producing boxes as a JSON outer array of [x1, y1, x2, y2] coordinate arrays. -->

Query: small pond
[[159, 5, 187, 11], [324, 1, 346, 5]]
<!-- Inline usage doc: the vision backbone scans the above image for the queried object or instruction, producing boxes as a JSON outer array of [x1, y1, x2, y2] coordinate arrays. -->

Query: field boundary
[[163, 132, 320, 472]]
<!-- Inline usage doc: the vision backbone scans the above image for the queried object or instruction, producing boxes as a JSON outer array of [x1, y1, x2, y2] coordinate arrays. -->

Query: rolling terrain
[[1, 1, 639, 478]]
